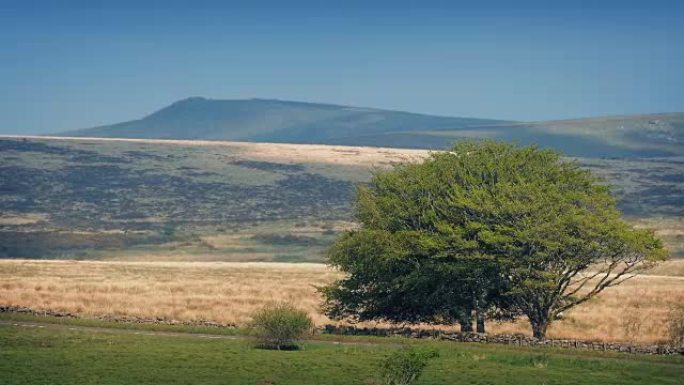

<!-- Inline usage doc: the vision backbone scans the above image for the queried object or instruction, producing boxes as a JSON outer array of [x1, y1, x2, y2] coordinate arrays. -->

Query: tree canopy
[[323, 141, 667, 338]]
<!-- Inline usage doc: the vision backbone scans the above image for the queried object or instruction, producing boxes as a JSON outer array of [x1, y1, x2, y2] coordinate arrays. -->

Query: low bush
[[248, 303, 314, 350], [380, 346, 439, 385]]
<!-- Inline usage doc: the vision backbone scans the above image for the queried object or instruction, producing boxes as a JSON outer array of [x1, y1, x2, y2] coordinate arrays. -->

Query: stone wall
[[0, 306, 235, 328], [2, 306, 682, 355], [322, 324, 684, 355]]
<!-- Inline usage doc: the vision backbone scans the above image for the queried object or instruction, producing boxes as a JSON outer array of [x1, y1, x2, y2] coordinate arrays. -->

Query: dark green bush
[[380, 346, 439, 385], [248, 303, 314, 350]]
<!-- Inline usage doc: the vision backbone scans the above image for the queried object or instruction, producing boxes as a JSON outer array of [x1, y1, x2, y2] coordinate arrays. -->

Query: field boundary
[[3, 307, 682, 355], [323, 325, 684, 355], [0, 319, 385, 348]]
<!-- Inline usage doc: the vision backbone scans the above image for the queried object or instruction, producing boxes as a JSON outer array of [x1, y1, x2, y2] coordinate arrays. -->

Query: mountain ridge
[[61, 97, 684, 158]]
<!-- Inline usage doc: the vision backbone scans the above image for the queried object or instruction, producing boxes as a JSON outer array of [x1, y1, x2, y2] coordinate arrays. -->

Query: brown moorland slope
[[0, 135, 682, 260]]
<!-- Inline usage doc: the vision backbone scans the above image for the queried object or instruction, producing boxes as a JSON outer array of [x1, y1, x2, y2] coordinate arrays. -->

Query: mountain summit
[[62, 98, 684, 157], [64, 97, 505, 143]]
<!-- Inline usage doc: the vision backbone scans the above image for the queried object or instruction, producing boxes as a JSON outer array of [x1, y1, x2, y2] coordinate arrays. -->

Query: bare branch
[[557, 260, 641, 313], [564, 269, 603, 297]]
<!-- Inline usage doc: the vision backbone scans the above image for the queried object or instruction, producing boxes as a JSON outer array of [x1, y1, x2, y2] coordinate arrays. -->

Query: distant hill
[[62, 97, 684, 157], [350, 113, 684, 158], [64, 97, 505, 142]]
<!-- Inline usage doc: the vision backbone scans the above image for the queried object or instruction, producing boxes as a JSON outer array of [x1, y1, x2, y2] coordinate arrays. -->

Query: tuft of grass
[[667, 304, 684, 348]]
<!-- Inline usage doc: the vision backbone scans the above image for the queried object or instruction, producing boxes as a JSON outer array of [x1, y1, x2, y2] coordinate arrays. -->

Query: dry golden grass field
[[1, 259, 683, 344]]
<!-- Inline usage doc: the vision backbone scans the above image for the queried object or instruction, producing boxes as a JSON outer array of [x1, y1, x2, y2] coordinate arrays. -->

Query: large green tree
[[323, 141, 666, 338]]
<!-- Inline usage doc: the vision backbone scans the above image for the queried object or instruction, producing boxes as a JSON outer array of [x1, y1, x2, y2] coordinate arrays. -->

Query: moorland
[[0, 136, 681, 260], [1, 103, 683, 385]]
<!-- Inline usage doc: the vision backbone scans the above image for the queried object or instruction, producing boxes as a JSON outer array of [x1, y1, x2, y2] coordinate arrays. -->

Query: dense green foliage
[[324, 141, 667, 337], [381, 346, 439, 385], [1, 325, 683, 385], [248, 303, 314, 350]]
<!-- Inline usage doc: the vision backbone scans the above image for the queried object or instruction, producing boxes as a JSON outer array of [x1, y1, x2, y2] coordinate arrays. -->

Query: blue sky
[[1, 0, 683, 134]]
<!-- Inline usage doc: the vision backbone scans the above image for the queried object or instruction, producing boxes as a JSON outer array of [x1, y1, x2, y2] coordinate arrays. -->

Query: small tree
[[248, 303, 314, 350], [380, 346, 439, 385], [323, 141, 666, 338]]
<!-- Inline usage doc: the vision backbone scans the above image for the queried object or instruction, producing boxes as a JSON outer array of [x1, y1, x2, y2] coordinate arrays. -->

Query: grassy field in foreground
[[1, 325, 683, 385], [2, 260, 684, 344]]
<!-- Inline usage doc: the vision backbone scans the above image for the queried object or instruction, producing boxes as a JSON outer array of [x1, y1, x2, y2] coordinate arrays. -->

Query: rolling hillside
[[1, 136, 682, 260], [331, 113, 684, 158], [61, 98, 684, 158]]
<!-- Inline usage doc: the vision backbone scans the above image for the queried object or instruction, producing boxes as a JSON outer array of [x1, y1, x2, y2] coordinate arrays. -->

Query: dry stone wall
[[322, 325, 684, 355], [2, 306, 681, 355]]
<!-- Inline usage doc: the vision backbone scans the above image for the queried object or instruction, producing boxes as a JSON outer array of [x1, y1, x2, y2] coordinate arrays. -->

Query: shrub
[[248, 303, 314, 350], [667, 304, 684, 348], [380, 346, 439, 385]]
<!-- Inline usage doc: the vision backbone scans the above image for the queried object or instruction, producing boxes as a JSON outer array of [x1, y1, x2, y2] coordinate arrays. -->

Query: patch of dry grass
[[0, 213, 48, 225], [631, 216, 684, 257], [2, 135, 430, 167], [1, 260, 682, 344], [0, 260, 337, 325], [488, 274, 684, 343], [641, 259, 684, 277]]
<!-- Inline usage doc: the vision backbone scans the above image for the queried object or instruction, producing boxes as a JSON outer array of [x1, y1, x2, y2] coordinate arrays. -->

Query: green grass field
[[1, 321, 683, 385]]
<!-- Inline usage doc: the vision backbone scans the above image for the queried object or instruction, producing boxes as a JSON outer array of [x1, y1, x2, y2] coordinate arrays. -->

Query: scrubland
[[1, 137, 682, 260], [1, 259, 683, 344]]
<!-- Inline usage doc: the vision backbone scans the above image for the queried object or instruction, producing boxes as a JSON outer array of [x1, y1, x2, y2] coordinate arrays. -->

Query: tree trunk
[[476, 309, 486, 334], [474, 298, 486, 334], [459, 311, 473, 333], [530, 318, 549, 339]]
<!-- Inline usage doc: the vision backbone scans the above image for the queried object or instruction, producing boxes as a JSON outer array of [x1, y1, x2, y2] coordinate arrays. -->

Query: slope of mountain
[[359, 113, 684, 157], [62, 97, 684, 157], [65, 97, 506, 142]]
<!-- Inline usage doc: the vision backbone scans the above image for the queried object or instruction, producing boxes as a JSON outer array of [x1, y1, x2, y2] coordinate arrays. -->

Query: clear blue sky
[[1, 0, 682, 134]]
